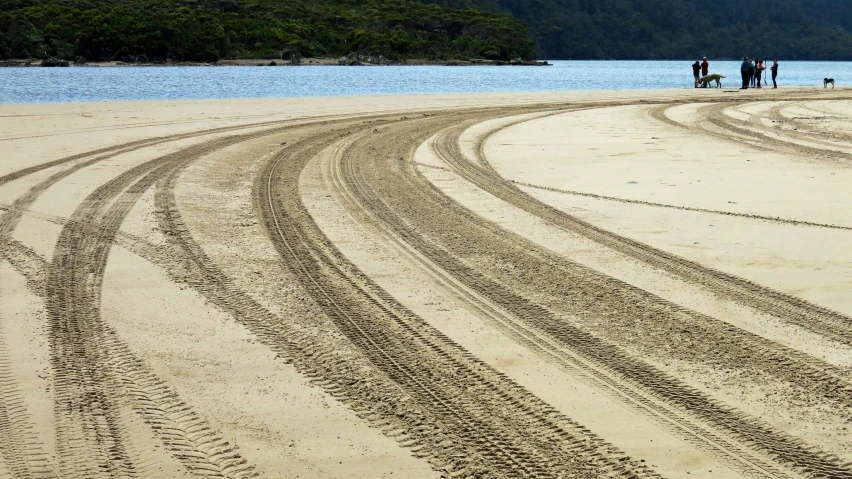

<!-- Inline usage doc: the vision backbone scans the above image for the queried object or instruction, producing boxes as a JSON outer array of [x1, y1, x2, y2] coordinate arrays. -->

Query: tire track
[[150, 118, 509, 478], [707, 102, 852, 161], [0, 235, 53, 479], [0, 112, 291, 142], [336, 129, 797, 478], [445, 114, 852, 397], [474, 103, 852, 349], [331, 110, 852, 477], [651, 100, 852, 165], [2, 231, 257, 479], [42, 124, 310, 477], [508, 179, 852, 230], [0, 117, 320, 478], [6, 111, 588, 479], [0, 319, 53, 479], [256, 110, 663, 479], [0, 236, 48, 297], [652, 101, 852, 165], [452, 109, 852, 395], [757, 101, 852, 147], [93, 114, 636, 479], [4, 95, 850, 478], [796, 100, 852, 126], [0, 115, 317, 189], [649, 102, 792, 151], [154, 116, 584, 478]]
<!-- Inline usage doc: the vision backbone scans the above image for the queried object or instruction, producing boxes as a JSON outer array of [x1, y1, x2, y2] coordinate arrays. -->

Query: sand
[[1, 86, 852, 479]]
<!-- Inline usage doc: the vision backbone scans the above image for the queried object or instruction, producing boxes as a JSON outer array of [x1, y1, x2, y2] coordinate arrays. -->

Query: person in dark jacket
[[771, 60, 779, 88], [756, 60, 766, 88], [692, 60, 701, 88], [741, 57, 751, 89]]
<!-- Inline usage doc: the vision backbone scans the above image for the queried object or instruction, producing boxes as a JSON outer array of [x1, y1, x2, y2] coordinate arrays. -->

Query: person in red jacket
[[700, 57, 709, 87]]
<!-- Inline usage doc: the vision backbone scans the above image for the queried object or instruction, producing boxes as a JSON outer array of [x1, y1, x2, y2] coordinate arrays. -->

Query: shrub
[[194, 47, 219, 62]]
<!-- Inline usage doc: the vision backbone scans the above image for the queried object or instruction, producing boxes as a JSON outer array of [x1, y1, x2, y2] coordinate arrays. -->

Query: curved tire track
[[475, 103, 852, 348], [255, 110, 663, 479], [334, 123, 804, 478], [0, 116, 345, 477], [3, 95, 852, 479], [42, 126, 306, 477], [328, 109, 852, 478]]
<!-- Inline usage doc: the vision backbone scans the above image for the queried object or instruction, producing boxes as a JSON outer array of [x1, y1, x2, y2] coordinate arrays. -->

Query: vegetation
[[5, 0, 852, 62], [420, 0, 852, 60], [0, 0, 537, 61]]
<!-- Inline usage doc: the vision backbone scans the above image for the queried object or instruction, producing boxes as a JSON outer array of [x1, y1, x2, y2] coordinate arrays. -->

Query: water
[[0, 60, 849, 104]]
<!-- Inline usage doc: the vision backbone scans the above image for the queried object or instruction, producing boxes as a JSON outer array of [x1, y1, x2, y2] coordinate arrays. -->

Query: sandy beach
[[1, 86, 852, 479]]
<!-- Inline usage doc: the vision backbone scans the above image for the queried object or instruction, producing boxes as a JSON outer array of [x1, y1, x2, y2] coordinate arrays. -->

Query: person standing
[[755, 60, 764, 88], [771, 60, 779, 88], [692, 60, 701, 88], [700, 57, 709, 87], [741, 56, 751, 89], [750, 60, 756, 87]]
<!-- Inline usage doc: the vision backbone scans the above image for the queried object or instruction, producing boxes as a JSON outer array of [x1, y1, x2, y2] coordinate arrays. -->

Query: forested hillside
[[421, 0, 852, 59], [0, 0, 537, 61], [4, 0, 852, 62]]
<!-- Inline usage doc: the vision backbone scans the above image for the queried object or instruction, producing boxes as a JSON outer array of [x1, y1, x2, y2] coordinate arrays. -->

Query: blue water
[[0, 60, 849, 104]]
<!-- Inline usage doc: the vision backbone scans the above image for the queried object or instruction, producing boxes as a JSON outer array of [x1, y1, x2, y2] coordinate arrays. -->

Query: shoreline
[[0, 57, 550, 68], [1, 86, 847, 108], [1, 86, 846, 107]]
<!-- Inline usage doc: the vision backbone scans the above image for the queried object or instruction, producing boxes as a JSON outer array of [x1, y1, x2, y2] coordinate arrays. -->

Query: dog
[[824, 78, 835, 89], [699, 73, 726, 88]]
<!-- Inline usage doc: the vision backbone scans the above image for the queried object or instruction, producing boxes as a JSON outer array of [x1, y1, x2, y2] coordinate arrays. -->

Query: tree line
[[5, 0, 852, 62], [421, 0, 852, 60], [0, 0, 538, 61]]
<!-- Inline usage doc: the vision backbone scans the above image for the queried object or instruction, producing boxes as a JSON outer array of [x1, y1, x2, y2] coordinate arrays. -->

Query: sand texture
[[1, 87, 852, 479]]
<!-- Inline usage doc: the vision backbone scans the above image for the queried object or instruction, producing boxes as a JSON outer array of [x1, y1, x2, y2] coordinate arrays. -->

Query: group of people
[[740, 57, 778, 89], [692, 57, 710, 87], [690, 56, 780, 89]]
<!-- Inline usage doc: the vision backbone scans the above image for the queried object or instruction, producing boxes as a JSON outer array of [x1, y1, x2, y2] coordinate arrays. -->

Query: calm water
[[0, 60, 849, 104]]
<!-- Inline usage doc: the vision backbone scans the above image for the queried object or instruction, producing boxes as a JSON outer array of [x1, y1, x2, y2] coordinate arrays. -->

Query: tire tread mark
[[359, 125, 798, 478], [645, 103, 852, 345], [369, 114, 852, 478], [258, 111, 665, 478], [508, 180, 852, 231], [152, 120, 521, 479], [43, 128, 294, 477], [0, 320, 54, 479], [0, 115, 316, 189], [0, 115, 344, 478]]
